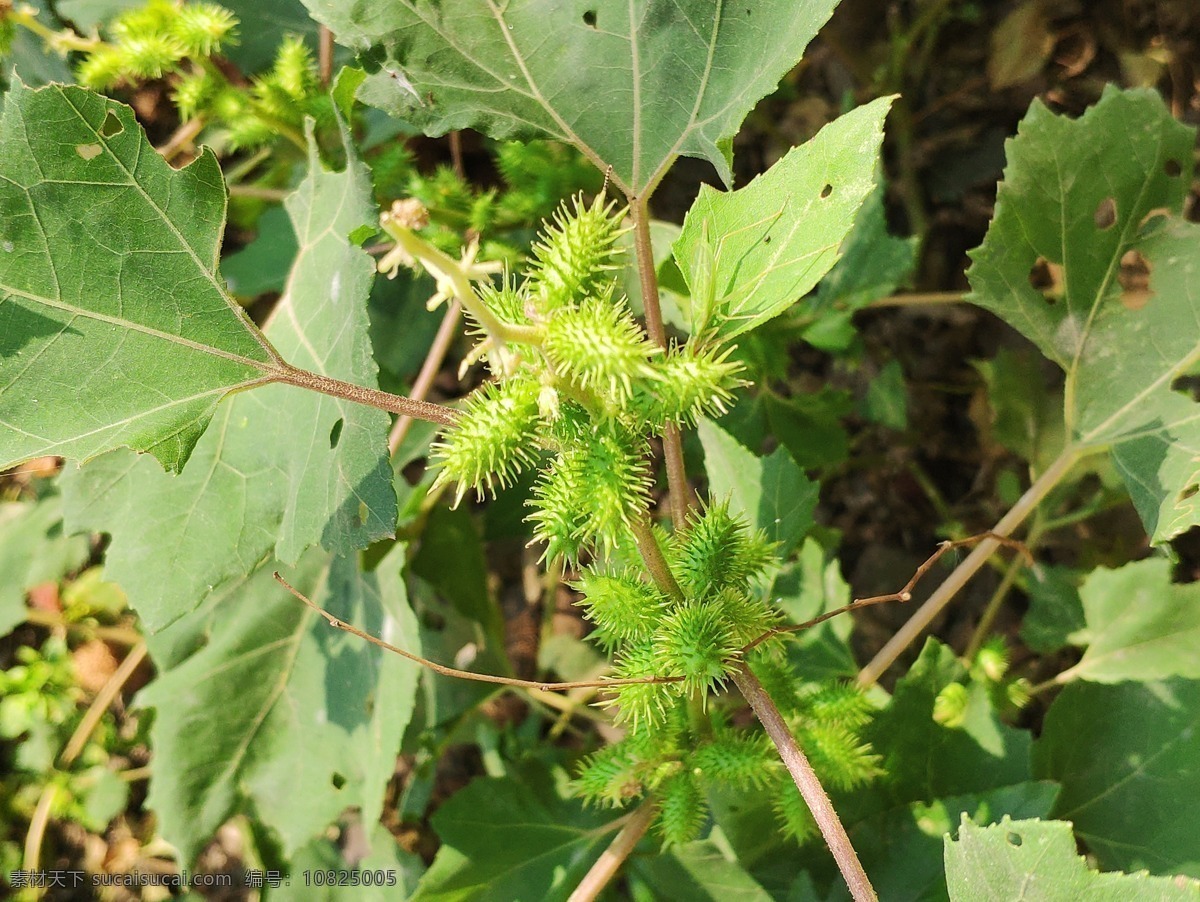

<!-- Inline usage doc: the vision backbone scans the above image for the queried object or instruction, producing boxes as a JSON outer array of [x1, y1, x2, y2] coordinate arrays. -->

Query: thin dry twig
[[744, 532, 1033, 654], [273, 572, 682, 692]]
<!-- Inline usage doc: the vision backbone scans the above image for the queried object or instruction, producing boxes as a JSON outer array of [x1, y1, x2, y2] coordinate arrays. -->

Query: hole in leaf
[[1118, 249, 1152, 310], [820, 183, 833, 199], [1028, 257, 1063, 302], [1006, 831, 1023, 847], [1171, 375, 1200, 402], [763, 234, 772, 244], [1165, 158, 1182, 178], [1140, 207, 1170, 230], [100, 110, 123, 137], [331, 772, 346, 790], [1094, 197, 1117, 230], [1181, 484, 1200, 502], [582, 9, 597, 26], [329, 418, 344, 448]]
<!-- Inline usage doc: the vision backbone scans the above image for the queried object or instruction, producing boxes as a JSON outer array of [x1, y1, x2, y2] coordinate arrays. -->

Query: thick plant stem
[[630, 197, 690, 526], [731, 665, 877, 902], [630, 513, 685, 603], [275, 363, 459, 428], [568, 800, 656, 902], [858, 447, 1080, 686]]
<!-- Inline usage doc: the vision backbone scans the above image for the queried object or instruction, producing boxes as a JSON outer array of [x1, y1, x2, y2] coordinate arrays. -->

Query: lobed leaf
[[946, 816, 1200, 900], [301, 0, 839, 194], [139, 546, 421, 866], [62, 126, 395, 630], [966, 87, 1200, 543], [673, 97, 894, 341], [0, 80, 278, 473]]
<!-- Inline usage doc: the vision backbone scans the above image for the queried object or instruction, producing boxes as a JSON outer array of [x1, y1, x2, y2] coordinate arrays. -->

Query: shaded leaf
[[1033, 678, 1200, 876], [698, 418, 817, 556], [63, 127, 395, 630], [966, 87, 1200, 543], [303, 0, 840, 193], [139, 546, 421, 866], [946, 816, 1200, 901], [412, 767, 616, 901], [0, 80, 278, 473], [632, 840, 773, 901], [1057, 557, 1200, 684], [869, 639, 1032, 804], [674, 97, 893, 340], [277, 824, 425, 900]]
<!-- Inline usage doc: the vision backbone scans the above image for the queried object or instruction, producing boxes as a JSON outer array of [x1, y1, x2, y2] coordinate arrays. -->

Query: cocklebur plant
[[409, 192, 881, 844]]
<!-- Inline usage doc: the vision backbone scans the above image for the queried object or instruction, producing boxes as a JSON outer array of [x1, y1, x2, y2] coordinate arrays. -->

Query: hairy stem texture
[[732, 665, 877, 902], [568, 800, 657, 902]]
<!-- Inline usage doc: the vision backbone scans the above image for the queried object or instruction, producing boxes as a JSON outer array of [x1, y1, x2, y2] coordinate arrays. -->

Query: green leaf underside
[[632, 841, 772, 901], [945, 816, 1200, 901], [301, 0, 839, 193], [1061, 558, 1200, 684], [140, 547, 420, 866], [63, 128, 396, 631], [966, 87, 1200, 542], [413, 770, 616, 901], [0, 80, 278, 473], [1033, 679, 1200, 877], [673, 96, 893, 340]]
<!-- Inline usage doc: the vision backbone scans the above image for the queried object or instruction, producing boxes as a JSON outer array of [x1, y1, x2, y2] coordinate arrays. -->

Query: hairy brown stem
[[569, 799, 657, 902], [629, 197, 689, 526], [318, 26, 334, 86], [274, 573, 682, 692], [274, 363, 459, 428], [731, 665, 877, 902], [629, 513, 684, 603]]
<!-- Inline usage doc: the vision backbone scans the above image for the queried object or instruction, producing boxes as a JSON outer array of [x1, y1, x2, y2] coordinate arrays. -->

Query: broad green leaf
[[863, 359, 909, 431], [946, 816, 1200, 901], [845, 783, 1059, 902], [1033, 678, 1200, 876], [674, 97, 893, 340], [966, 87, 1200, 542], [302, 0, 839, 193], [412, 767, 616, 901], [804, 182, 917, 352], [139, 546, 421, 866], [631, 840, 773, 901], [1056, 558, 1200, 684], [698, 418, 818, 556], [0, 80, 279, 473], [0, 490, 90, 637], [869, 639, 1032, 804], [62, 129, 395, 630], [1019, 565, 1085, 655]]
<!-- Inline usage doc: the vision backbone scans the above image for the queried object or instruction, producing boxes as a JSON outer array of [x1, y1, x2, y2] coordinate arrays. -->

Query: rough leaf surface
[[300, 0, 838, 193], [1033, 678, 1200, 876], [946, 816, 1200, 900], [1058, 558, 1200, 684], [63, 132, 396, 631], [966, 87, 1200, 542], [139, 547, 420, 866], [674, 97, 893, 340], [0, 80, 277, 473]]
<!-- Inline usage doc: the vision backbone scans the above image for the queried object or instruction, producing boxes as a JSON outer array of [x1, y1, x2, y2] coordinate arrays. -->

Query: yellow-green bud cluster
[[77, 0, 237, 90], [527, 194, 625, 312], [543, 292, 659, 403]]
